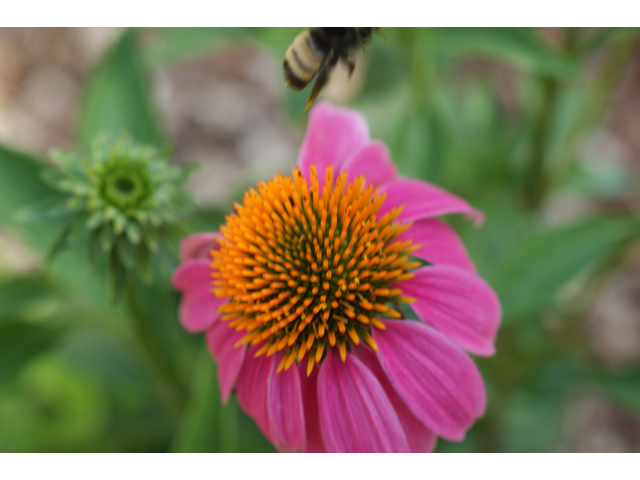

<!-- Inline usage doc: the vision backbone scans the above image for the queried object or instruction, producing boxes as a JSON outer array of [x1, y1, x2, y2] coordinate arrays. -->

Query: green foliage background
[[1, 27, 639, 452]]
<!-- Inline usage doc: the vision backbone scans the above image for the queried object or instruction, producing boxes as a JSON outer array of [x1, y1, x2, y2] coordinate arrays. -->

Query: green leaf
[[0, 145, 58, 227], [0, 322, 64, 383], [579, 27, 640, 55], [0, 276, 58, 321], [79, 29, 162, 150], [491, 217, 640, 320], [499, 391, 567, 452], [171, 347, 275, 452], [170, 348, 245, 452], [252, 27, 300, 56], [183, 207, 228, 235], [435, 28, 580, 78], [586, 369, 640, 414], [170, 349, 220, 452], [0, 354, 109, 452], [143, 27, 251, 65]]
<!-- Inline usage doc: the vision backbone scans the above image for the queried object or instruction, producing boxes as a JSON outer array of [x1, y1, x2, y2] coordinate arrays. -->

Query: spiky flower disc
[[43, 134, 194, 293], [213, 164, 422, 375]]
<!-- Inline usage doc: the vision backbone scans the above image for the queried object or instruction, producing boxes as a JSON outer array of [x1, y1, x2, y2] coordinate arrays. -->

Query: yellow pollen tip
[[307, 356, 315, 376], [338, 342, 347, 362]]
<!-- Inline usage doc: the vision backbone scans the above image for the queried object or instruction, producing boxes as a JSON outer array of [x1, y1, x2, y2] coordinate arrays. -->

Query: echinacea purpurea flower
[[173, 103, 501, 452]]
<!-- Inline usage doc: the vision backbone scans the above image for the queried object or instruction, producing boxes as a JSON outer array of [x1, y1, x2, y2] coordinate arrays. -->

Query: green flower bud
[[41, 134, 195, 296]]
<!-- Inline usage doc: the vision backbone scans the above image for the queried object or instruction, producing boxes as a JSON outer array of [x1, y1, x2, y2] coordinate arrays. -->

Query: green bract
[[43, 135, 195, 295]]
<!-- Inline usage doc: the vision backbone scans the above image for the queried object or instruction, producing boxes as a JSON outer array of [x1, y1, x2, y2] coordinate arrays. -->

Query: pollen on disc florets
[[212, 164, 422, 375]]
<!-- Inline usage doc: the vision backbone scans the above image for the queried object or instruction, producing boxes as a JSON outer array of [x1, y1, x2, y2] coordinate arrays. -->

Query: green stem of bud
[[125, 282, 187, 416]]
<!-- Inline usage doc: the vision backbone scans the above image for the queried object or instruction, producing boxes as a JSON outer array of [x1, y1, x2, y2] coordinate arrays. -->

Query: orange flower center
[[212, 164, 420, 375]]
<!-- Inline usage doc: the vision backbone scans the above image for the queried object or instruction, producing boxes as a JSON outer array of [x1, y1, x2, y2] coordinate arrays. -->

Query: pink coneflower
[[172, 103, 501, 452]]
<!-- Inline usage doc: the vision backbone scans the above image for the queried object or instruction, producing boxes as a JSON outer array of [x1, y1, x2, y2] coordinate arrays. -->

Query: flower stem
[[125, 282, 187, 416], [523, 74, 559, 209]]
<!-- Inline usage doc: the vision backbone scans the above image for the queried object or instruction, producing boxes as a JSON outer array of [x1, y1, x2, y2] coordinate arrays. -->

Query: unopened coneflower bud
[[42, 134, 195, 296]]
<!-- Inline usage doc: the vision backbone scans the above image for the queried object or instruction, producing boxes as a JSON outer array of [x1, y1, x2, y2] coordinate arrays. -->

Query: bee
[[283, 28, 382, 111]]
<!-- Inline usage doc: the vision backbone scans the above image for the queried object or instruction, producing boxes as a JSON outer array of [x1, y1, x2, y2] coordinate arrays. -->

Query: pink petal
[[177, 290, 226, 333], [341, 140, 397, 188], [235, 346, 276, 445], [205, 322, 247, 404], [374, 321, 486, 441], [317, 349, 409, 452], [267, 362, 307, 452], [397, 266, 501, 356], [298, 365, 326, 453], [171, 259, 212, 294], [298, 102, 370, 191], [179, 232, 221, 261], [397, 218, 476, 273], [354, 346, 437, 453], [379, 179, 484, 225]]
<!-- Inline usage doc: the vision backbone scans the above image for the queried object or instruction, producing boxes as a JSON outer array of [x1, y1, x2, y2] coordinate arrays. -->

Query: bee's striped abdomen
[[283, 29, 325, 90]]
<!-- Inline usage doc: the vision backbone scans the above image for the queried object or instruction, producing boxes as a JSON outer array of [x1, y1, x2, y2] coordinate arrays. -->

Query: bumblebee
[[283, 28, 381, 110]]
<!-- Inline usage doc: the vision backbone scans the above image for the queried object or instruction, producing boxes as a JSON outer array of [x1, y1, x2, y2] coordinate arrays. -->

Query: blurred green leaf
[[566, 34, 638, 142], [58, 329, 178, 452], [60, 329, 148, 386], [252, 27, 299, 57], [359, 43, 407, 97], [579, 27, 640, 55], [80, 29, 162, 150], [171, 347, 274, 452], [170, 348, 220, 452], [561, 161, 633, 199], [498, 359, 578, 452], [143, 27, 251, 65], [435, 28, 580, 78], [586, 369, 640, 414], [499, 391, 567, 452], [393, 111, 430, 179], [0, 276, 58, 321], [0, 145, 58, 225], [183, 207, 228, 235], [0, 322, 64, 384], [491, 217, 640, 320], [0, 355, 108, 452]]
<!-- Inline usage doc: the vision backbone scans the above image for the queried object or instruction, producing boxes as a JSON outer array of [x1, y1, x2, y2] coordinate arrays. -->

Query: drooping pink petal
[[379, 179, 484, 225], [374, 321, 486, 441], [341, 140, 398, 188], [267, 362, 307, 452], [205, 322, 247, 404], [172, 259, 228, 332], [298, 102, 370, 191], [354, 346, 437, 453], [298, 365, 326, 453], [171, 258, 212, 294], [317, 349, 409, 452], [177, 290, 226, 333], [397, 266, 501, 356], [397, 218, 476, 273], [235, 346, 276, 444], [179, 232, 221, 261]]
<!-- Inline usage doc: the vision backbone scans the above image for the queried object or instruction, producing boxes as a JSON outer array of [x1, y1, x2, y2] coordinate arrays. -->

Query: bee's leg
[[344, 55, 356, 79], [305, 53, 337, 111], [378, 28, 387, 44]]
